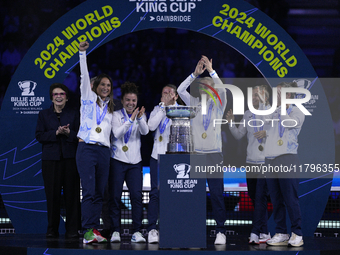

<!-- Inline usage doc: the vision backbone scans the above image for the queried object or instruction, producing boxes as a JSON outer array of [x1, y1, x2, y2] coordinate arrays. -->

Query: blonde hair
[[199, 77, 214, 87]]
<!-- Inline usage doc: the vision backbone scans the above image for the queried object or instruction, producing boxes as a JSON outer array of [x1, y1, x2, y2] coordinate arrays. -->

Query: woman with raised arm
[[177, 55, 228, 245], [76, 41, 115, 244]]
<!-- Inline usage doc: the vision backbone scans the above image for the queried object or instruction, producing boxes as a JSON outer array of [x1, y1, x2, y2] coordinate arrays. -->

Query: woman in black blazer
[[36, 83, 80, 239]]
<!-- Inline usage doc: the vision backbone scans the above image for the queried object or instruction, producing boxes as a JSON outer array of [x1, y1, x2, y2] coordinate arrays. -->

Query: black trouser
[[42, 158, 80, 236]]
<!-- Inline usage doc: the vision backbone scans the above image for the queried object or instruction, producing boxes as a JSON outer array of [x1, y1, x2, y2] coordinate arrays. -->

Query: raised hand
[[79, 41, 89, 51], [161, 92, 176, 106], [193, 59, 206, 77], [161, 93, 170, 105], [201, 55, 213, 73], [168, 91, 177, 105]]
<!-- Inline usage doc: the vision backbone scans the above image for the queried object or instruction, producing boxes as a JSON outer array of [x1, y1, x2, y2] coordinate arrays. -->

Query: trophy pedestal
[[158, 154, 206, 248]]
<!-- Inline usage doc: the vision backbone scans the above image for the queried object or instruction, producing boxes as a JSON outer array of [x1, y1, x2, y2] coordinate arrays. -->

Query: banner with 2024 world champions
[[0, 0, 334, 235]]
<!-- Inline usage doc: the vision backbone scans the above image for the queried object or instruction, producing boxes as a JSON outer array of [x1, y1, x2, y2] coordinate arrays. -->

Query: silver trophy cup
[[165, 106, 198, 153]]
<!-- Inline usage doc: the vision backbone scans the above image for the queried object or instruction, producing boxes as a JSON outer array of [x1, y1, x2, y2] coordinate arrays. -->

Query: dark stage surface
[[1, 234, 340, 255]]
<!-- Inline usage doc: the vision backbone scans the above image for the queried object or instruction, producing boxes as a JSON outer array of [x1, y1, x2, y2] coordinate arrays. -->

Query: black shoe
[[100, 229, 111, 239], [65, 232, 79, 239], [46, 232, 59, 238]]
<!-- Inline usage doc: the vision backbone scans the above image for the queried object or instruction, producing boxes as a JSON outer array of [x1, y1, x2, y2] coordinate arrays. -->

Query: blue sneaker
[[131, 232, 146, 243]]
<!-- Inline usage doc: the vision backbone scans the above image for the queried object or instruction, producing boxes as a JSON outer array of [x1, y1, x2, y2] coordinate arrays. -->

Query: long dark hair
[[92, 73, 115, 113]]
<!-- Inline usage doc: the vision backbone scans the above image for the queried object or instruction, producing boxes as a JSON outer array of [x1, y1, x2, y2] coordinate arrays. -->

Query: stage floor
[[1, 234, 340, 255]]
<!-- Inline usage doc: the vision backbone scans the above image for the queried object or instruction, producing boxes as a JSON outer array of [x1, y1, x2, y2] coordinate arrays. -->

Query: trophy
[[18, 80, 37, 96], [165, 106, 198, 153]]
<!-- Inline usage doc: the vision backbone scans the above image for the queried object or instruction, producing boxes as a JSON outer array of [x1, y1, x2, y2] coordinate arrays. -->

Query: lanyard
[[203, 100, 214, 131], [96, 103, 108, 125], [121, 109, 134, 144]]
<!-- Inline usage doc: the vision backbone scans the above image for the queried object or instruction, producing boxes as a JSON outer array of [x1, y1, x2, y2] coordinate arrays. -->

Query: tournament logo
[[174, 163, 191, 178], [18, 80, 37, 96], [293, 78, 312, 91], [293, 78, 318, 112], [294, 78, 312, 99]]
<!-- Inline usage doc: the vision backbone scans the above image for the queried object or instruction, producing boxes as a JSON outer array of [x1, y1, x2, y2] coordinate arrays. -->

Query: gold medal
[[159, 135, 163, 142], [258, 145, 264, 151], [122, 145, 128, 152], [277, 139, 283, 146], [95, 127, 102, 133], [202, 132, 207, 139]]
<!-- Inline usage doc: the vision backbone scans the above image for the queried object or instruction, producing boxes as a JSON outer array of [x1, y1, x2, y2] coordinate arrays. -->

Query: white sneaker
[[259, 233, 271, 243], [214, 232, 226, 245], [248, 233, 259, 245], [148, 229, 159, 244], [288, 232, 303, 247], [131, 232, 146, 243], [110, 231, 121, 243], [266, 233, 290, 246]]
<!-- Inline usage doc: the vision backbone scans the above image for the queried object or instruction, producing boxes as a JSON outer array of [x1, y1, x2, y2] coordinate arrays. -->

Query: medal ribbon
[[252, 113, 264, 143], [121, 109, 134, 144], [96, 103, 108, 125], [278, 105, 293, 138], [203, 100, 214, 131], [159, 118, 170, 135], [159, 102, 177, 134]]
